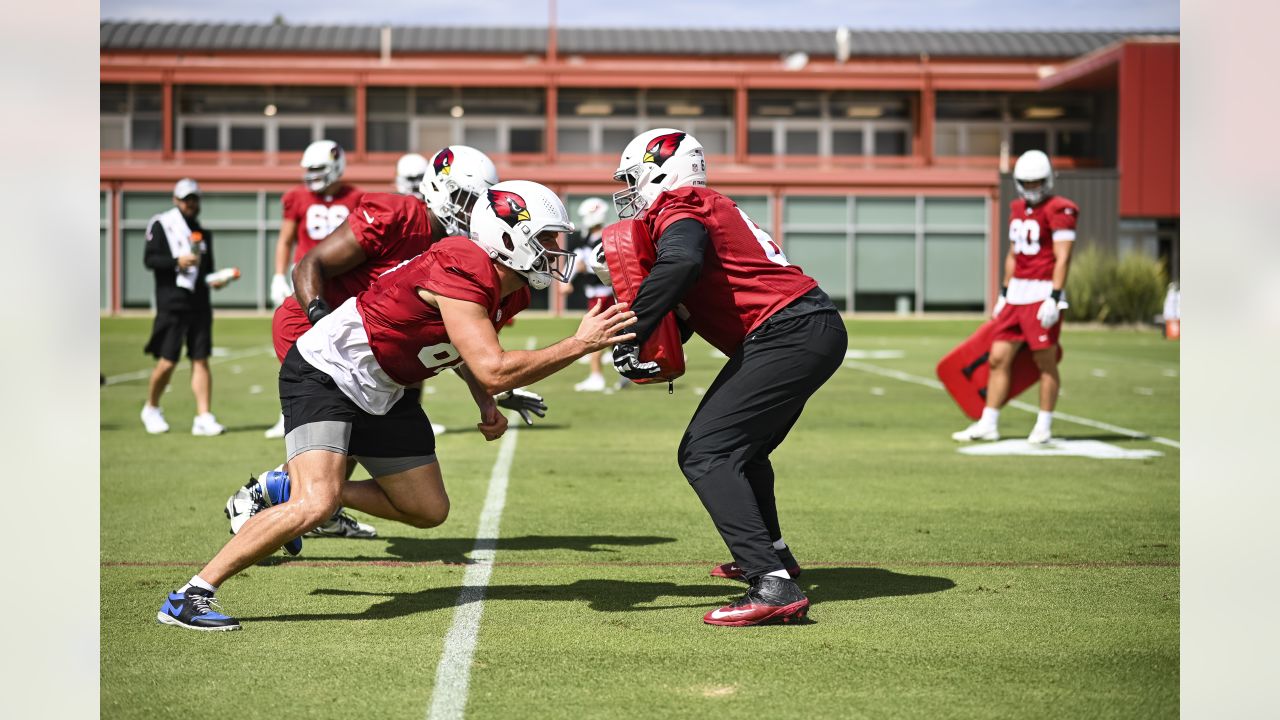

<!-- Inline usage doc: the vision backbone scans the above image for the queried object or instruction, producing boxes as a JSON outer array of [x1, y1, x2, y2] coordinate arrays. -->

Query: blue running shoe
[[156, 587, 241, 632], [224, 467, 302, 556], [259, 469, 302, 556]]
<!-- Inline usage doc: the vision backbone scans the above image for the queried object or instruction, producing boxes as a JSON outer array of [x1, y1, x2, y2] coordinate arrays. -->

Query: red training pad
[[935, 320, 1064, 420], [600, 220, 685, 384]]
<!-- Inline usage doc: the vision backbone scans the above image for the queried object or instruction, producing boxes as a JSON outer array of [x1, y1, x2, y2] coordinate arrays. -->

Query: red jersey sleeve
[[348, 192, 431, 259], [1048, 198, 1079, 237], [499, 286, 531, 319], [281, 187, 307, 222], [648, 187, 710, 237], [420, 239, 498, 308]]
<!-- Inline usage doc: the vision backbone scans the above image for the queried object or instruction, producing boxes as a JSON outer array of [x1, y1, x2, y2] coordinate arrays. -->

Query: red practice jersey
[[640, 186, 817, 355], [282, 184, 365, 264], [356, 237, 530, 386], [1008, 195, 1079, 281], [272, 192, 438, 361]]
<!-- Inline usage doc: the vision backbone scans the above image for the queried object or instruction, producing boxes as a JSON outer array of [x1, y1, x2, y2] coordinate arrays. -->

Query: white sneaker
[[1027, 426, 1053, 444], [952, 422, 999, 442], [305, 509, 378, 538], [192, 413, 226, 436], [574, 374, 606, 392], [264, 413, 285, 439], [141, 405, 169, 434], [432, 423, 447, 435]]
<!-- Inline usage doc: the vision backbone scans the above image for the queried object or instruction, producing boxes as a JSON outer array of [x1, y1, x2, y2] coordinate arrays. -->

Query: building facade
[[100, 22, 1179, 313]]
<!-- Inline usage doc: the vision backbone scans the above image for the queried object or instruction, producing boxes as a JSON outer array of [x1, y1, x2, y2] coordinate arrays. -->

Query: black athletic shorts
[[279, 345, 437, 475], [144, 306, 212, 362]]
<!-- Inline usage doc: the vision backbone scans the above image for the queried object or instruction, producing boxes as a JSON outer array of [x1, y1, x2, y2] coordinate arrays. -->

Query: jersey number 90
[[1009, 219, 1042, 256]]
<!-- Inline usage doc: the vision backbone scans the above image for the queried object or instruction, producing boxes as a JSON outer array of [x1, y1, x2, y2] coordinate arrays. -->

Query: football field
[[100, 315, 1178, 719]]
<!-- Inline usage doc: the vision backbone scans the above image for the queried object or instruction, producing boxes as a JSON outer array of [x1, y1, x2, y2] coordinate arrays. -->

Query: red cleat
[[710, 562, 801, 582], [703, 575, 810, 627]]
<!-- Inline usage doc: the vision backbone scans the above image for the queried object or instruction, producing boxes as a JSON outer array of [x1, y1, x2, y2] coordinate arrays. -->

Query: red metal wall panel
[[1119, 44, 1179, 217]]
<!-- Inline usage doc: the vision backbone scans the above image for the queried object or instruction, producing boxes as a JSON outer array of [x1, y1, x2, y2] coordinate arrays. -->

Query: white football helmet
[[577, 197, 609, 230], [421, 145, 500, 237], [612, 128, 706, 219], [1013, 150, 1054, 205], [395, 153, 430, 198], [300, 140, 346, 192], [469, 180, 576, 291]]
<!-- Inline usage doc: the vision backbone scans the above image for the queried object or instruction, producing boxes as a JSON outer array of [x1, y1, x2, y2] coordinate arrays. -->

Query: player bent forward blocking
[[156, 181, 637, 631]]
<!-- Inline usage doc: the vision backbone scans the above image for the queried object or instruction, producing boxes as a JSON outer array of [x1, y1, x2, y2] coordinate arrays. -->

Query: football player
[[257, 146, 538, 543], [394, 152, 430, 199], [270, 140, 364, 309], [607, 129, 847, 626], [952, 150, 1077, 444], [157, 181, 637, 631]]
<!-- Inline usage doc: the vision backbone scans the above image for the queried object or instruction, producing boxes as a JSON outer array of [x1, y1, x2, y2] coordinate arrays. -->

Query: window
[[749, 90, 913, 157], [176, 85, 354, 153], [230, 125, 265, 151], [935, 92, 1099, 159], [278, 125, 314, 152], [183, 125, 219, 151], [557, 127, 592, 154], [509, 127, 543, 153], [779, 195, 989, 312], [367, 121, 408, 152], [100, 84, 163, 151]]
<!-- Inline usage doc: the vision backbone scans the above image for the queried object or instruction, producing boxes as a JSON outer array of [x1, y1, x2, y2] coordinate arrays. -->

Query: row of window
[[101, 84, 1104, 159], [101, 190, 990, 314]]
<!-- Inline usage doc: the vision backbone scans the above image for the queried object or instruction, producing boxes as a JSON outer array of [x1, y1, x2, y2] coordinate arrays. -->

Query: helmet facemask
[[613, 165, 653, 219], [1015, 176, 1053, 205], [304, 164, 338, 193]]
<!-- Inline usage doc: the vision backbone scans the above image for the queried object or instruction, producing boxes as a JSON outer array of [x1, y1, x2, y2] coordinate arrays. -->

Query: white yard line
[[426, 413, 518, 720], [843, 359, 1181, 450], [103, 345, 274, 385], [426, 334, 534, 720]]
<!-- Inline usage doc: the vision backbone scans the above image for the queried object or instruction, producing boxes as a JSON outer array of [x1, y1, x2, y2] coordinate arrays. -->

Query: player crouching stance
[[156, 181, 636, 631], [609, 129, 846, 626]]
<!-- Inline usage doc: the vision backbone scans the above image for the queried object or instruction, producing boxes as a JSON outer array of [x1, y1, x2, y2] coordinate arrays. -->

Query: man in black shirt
[[141, 178, 229, 436]]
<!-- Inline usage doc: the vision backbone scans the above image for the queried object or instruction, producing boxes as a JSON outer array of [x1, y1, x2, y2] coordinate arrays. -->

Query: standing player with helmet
[[394, 153, 430, 199], [607, 129, 847, 626], [952, 150, 1077, 444], [264, 140, 364, 438], [157, 182, 637, 631], [563, 197, 615, 392]]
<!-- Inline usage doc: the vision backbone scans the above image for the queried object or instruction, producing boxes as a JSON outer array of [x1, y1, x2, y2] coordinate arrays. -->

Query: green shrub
[[1065, 248, 1167, 324]]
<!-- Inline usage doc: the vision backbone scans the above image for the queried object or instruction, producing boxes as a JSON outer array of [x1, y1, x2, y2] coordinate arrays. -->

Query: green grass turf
[[101, 315, 1178, 719]]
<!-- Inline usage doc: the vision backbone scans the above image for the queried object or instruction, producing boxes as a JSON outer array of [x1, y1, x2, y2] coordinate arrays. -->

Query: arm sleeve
[[143, 220, 176, 271], [1049, 201, 1079, 240], [628, 218, 708, 345], [348, 194, 423, 258], [281, 189, 301, 222]]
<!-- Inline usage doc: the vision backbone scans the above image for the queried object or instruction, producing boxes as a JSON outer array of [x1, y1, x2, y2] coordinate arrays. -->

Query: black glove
[[612, 342, 660, 380], [495, 388, 547, 426], [306, 297, 332, 325]]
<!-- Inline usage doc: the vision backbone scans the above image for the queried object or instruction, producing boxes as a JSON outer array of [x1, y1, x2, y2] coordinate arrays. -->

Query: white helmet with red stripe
[[612, 128, 706, 219]]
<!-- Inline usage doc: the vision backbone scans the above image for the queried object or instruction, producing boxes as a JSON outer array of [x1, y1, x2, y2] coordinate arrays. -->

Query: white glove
[[270, 273, 292, 307], [992, 294, 1007, 319], [1037, 296, 1068, 329], [587, 244, 611, 287]]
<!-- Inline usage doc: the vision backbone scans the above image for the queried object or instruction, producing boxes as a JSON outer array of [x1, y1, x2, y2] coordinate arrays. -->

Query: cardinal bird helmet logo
[[643, 132, 686, 166], [488, 189, 531, 228], [432, 148, 454, 176]]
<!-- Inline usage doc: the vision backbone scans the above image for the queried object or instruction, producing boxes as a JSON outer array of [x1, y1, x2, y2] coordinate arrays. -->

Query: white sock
[[180, 575, 218, 594], [766, 569, 792, 580], [1036, 411, 1053, 429], [772, 538, 788, 551], [980, 407, 1000, 426]]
